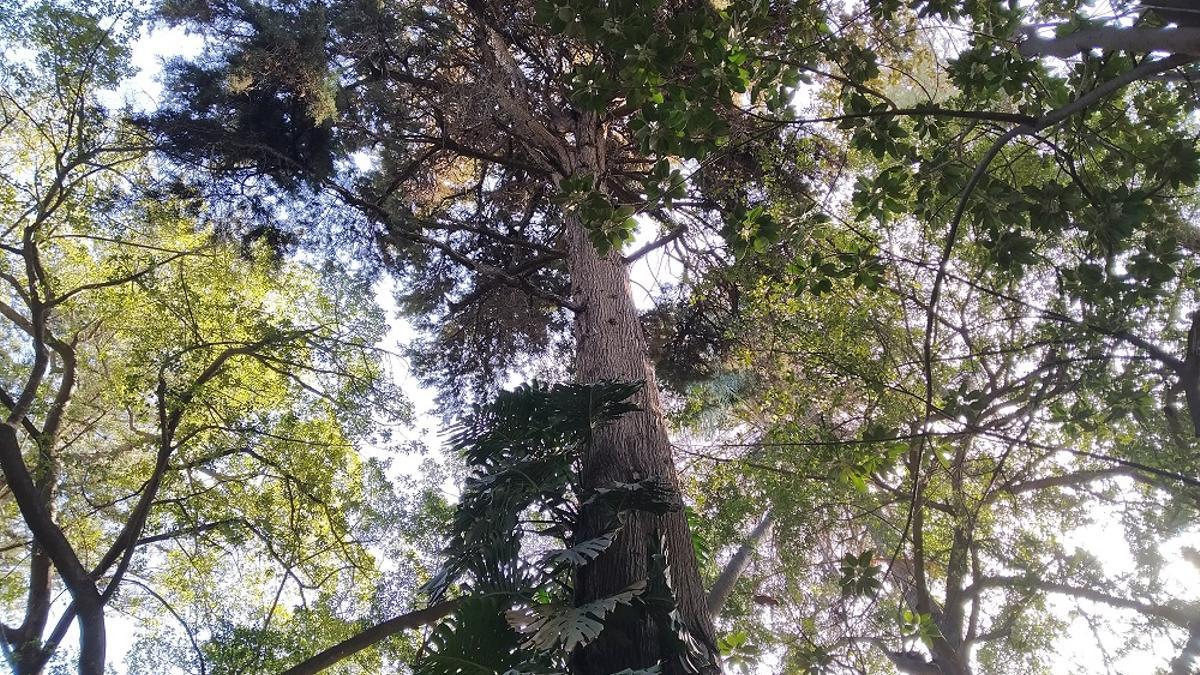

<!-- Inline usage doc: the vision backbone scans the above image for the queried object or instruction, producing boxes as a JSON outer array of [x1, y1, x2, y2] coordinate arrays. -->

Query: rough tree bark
[[565, 120, 719, 675]]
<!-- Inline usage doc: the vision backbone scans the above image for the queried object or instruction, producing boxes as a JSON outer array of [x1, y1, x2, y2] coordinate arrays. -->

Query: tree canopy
[[1, 0, 1200, 673]]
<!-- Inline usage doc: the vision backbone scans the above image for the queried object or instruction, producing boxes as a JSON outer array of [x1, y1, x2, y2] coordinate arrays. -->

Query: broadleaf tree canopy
[[0, 0, 1199, 673]]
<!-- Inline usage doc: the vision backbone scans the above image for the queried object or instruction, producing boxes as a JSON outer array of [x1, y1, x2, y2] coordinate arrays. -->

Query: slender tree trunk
[[1183, 311, 1200, 435], [706, 510, 773, 618], [563, 149, 718, 673], [73, 606, 105, 675]]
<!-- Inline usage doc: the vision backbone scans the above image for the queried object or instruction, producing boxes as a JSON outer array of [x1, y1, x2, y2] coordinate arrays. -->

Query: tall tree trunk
[[564, 194, 719, 673]]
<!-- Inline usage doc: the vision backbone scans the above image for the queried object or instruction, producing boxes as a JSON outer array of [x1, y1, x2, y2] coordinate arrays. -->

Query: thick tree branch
[[446, 253, 564, 312], [1182, 311, 1200, 434], [999, 467, 1170, 497], [769, 106, 1038, 127], [0, 425, 104, 672], [468, 1, 570, 173], [706, 510, 773, 617], [625, 222, 687, 265], [964, 575, 1194, 627], [279, 599, 461, 675], [0, 388, 41, 440], [135, 519, 245, 547], [867, 639, 943, 675], [1019, 27, 1200, 58]]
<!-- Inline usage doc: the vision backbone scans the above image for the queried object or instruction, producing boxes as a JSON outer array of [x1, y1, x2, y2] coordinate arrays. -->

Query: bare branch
[[707, 510, 773, 617], [964, 575, 1194, 627], [625, 222, 687, 265], [280, 599, 461, 675]]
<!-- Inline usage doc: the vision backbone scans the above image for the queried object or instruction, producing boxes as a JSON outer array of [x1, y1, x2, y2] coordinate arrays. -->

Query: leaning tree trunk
[[562, 124, 718, 674]]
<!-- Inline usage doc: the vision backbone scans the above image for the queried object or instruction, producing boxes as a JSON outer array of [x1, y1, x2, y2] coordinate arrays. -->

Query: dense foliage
[[0, 4, 444, 673], [1, 0, 1200, 673]]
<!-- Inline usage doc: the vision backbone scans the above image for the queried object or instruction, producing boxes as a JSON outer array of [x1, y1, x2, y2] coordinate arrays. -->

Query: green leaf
[[427, 381, 642, 599], [416, 597, 530, 675], [506, 579, 647, 652], [643, 535, 712, 673], [541, 530, 618, 567], [838, 549, 882, 597], [586, 476, 684, 515]]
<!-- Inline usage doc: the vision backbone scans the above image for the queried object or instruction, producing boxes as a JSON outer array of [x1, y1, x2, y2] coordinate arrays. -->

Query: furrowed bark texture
[[565, 207, 718, 674]]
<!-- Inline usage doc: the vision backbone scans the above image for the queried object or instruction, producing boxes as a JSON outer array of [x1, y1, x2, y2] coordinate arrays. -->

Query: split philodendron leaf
[[416, 381, 709, 674], [506, 579, 647, 652]]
